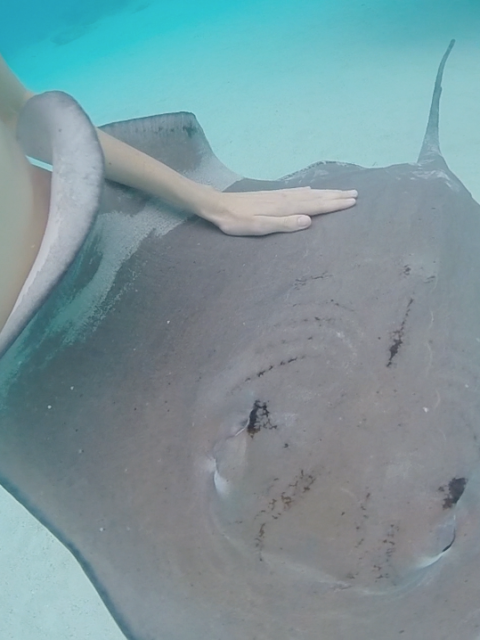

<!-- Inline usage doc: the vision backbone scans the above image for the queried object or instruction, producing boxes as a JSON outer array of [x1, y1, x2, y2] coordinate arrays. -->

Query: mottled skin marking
[[246, 400, 277, 438], [439, 477, 467, 509], [387, 298, 413, 367]]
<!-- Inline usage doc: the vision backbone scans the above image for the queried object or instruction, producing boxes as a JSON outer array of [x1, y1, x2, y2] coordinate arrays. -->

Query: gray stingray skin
[[2, 40, 480, 640]]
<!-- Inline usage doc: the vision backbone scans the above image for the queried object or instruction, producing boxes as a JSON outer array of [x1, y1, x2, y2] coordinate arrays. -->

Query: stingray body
[[2, 41, 480, 639]]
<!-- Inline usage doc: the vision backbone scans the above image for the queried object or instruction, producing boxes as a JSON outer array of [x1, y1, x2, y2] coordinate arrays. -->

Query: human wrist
[[189, 183, 228, 224]]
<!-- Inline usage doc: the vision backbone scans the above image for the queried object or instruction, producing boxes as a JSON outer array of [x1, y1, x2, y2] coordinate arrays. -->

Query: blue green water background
[[4, 0, 480, 185], [1, 1, 480, 638]]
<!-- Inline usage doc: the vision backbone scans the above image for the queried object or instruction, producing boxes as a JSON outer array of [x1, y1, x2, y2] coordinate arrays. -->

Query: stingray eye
[[437, 515, 456, 555], [441, 530, 455, 554], [416, 515, 457, 569]]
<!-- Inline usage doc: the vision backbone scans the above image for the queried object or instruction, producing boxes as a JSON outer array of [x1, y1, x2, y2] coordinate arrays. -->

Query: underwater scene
[[1, 1, 480, 638]]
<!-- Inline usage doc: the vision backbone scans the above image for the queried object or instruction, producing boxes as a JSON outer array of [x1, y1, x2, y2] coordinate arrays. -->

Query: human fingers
[[221, 214, 312, 236], [298, 195, 358, 217], [257, 193, 357, 218], [246, 188, 358, 217], [309, 188, 358, 199], [264, 187, 358, 200]]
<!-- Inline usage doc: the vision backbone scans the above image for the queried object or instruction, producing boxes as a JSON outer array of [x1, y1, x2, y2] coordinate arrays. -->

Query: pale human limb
[[97, 130, 358, 235], [0, 118, 50, 329], [0, 53, 357, 236]]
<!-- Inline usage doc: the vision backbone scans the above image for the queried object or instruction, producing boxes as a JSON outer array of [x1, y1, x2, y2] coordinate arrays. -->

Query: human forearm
[[97, 128, 223, 218], [0, 56, 225, 222], [0, 53, 357, 236], [63, 124, 359, 235], [0, 54, 33, 130]]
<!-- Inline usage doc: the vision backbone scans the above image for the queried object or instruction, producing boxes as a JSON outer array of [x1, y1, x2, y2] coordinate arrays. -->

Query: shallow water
[[1, 1, 480, 638]]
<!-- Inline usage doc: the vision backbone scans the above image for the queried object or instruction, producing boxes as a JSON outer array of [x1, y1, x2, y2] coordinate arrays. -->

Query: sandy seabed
[[1, 1, 480, 637]]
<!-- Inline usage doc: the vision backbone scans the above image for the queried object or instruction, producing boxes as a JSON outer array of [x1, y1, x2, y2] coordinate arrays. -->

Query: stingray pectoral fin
[[100, 111, 241, 191], [0, 92, 105, 357]]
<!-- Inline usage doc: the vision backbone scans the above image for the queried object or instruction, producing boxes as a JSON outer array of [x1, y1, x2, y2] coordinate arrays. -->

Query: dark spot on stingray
[[255, 523, 266, 550], [331, 300, 355, 312], [257, 365, 274, 378], [293, 272, 330, 289], [255, 356, 304, 379], [386, 545, 395, 560], [388, 333, 403, 364], [279, 470, 317, 509], [247, 400, 277, 438], [439, 477, 467, 509], [182, 124, 197, 138], [387, 298, 413, 367], [403, 265, 411, 275], [360, 492, 371, 512]]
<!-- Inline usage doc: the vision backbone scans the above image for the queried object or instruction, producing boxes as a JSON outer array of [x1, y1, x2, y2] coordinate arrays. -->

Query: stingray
[[2, 39, 480, 640]]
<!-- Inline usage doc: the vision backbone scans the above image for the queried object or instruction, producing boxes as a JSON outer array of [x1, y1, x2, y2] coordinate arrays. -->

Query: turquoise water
[[6, 1, 480, 191], [1, 1, 480, 638], [3, 0, 480, 56]]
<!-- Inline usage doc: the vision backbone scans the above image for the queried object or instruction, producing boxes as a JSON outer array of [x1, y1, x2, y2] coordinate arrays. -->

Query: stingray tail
[[418, 39, 455, 165]]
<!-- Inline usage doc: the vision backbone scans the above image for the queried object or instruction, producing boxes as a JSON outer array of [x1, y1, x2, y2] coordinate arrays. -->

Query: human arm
[[0, 54, 357, 236]]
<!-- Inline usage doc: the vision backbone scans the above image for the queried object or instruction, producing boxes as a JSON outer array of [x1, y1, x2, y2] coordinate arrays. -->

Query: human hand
[[204, 187, 358, 236]]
